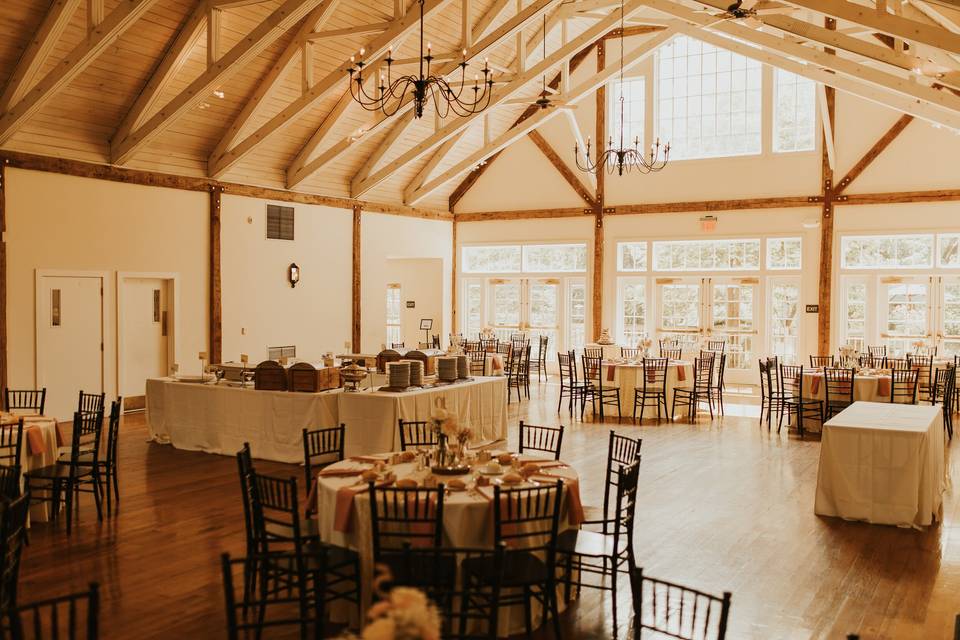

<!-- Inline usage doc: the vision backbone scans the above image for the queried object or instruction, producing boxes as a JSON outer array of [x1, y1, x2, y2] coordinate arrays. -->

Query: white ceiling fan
[[694, 0, 793, 29]]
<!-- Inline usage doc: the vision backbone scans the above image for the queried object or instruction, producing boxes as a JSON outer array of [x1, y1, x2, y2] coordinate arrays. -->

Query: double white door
[[489, 278, 561, 350]]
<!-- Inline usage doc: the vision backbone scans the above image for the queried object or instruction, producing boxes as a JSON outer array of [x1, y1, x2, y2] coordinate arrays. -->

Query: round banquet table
[[314, 452, 583, 635], [0, 412, 61, 522], [600, 360, 694, 418]]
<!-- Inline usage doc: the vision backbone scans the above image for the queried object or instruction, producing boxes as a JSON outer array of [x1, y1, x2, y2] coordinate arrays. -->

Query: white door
[[879, 276, 932, 357], [655, 278, 702, 349], [37, 275, 104, 421], [768, 277, 801, 365], [708, 278, 760, 383], [489, 279, 523, 341], [486, 278, 564, 350], [120, 278, 169, 403], [527, 279, 561, 352]]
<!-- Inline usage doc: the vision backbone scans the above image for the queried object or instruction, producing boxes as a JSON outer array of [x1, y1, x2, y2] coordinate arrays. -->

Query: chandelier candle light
[[574, 0, 670, 176], [346, 0, 494, 120]]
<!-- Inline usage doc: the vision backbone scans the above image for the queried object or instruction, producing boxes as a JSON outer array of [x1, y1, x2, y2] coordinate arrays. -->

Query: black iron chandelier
[[574, 0, 670, 176], [346, 0, 494, 119]]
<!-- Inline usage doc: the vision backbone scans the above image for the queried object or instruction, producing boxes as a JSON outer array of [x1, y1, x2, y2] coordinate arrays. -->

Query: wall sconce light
[[288, 263, 300, 288]]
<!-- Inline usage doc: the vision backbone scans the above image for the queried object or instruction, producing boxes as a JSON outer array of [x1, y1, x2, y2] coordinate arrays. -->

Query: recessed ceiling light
[[213, 89, 225, 99]]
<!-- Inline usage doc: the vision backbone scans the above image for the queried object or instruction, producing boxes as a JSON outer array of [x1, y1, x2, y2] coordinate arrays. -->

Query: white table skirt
[[2, 415, 60, 522], [585, 343, 622, 361], [337, 377, 508, 457], [600, 361, 693, 416], [146, 378, 340, 463], [146, 376, 508, 463], [814, 402, 949, 528]]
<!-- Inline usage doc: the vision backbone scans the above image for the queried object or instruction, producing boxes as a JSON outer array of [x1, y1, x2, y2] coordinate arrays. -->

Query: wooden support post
[[592, 40, 605, 342], [209, 185, 223, 364], [352, 204, 362, 353], [0, 160, 7, 393], [817, 18, 837, 357], [451, 219, 458, 341]]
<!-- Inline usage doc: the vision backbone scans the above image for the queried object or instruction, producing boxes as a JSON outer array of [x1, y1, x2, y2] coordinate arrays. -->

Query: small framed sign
[[420, 319, 433, 330], [805, 304, 819, 313], [406, 300, 416, 308]]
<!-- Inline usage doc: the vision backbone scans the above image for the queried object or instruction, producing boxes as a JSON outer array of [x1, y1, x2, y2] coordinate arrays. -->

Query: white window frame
[[765, 236, 803, 271], [617, 241, 649, 272], [616, 276, 649, 347], [386, 285, 402, 346], [608, 76, 646, 150], [839, 233, 936, 270], [772, 68, 816, 154]]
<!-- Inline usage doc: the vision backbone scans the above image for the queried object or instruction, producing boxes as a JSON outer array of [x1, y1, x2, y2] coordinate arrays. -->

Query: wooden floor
[[17, 381, 960, 639]]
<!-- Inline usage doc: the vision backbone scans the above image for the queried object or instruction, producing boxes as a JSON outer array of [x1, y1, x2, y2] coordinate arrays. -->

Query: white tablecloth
[[315, 455, 580, 634], [2, 414, 60, 522], [814, 402, 948, 528], [337, 378, 508, 457], [585, 343, 622, 361], [802, 372, 891, 404], [146, 378, 340, 463], [601, 361, 693, 417]]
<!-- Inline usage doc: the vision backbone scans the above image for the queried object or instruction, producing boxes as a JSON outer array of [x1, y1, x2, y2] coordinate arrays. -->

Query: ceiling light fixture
[[346, 0, 494, 119]]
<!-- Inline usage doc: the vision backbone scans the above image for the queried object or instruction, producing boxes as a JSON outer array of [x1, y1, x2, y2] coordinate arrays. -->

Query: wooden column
[[0, 160, 7, 393], [451, 218, 457, 342], [592, 40, 605, 341], [352, 204, 362, 353], [209, 185, 222, 364], [816, 18, 837, 356]]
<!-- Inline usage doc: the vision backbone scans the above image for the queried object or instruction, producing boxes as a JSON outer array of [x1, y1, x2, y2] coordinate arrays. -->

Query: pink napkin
[[676, 366, 686, 382], [606, 366, 617, 382], [26, 427, 45, 456], [877, 376, 891, 397], [810, 376, 821, 395], [333, 479, 393, 533]]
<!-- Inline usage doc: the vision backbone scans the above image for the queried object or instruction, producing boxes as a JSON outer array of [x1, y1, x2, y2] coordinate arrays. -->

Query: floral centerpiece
[[429, 404, 470, 473], [480, 325, 495, 340], [911, 339, 928, 354], [347, 566, 441, 640], [638, 335, 653, 357], [838, 344, 859, 369]]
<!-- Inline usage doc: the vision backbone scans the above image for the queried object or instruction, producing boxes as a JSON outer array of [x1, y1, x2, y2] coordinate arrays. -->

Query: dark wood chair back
[[629, 566, 731, 640], [779, 363, 803, 400], [3, 388, 45, 415], [558, 351, 579, 386], [810, 355, 834, 368], [584, 347, 603, 359], [887, 357, 911, 371], [253, 361, 287, 391], [104, 399, 122, 471], [235, 443, 256, 557], [691, 356, 714, 393], [621, 348, 641, 359], [248, 472, 304, 554], [68, 411, 103, 471], [3, 582, 100, 640], [492, 482, 562, 555], [0, 420, 23, 472], [302, 425, 345, 490], [908, 353, 934, 398], [369, 485, 445, 561], [599, 432, 641, 532], [867, 345, 887, 357], [0, 493, 30, 609], [859, 354, 885, 368], [398, 420, 437, 451], [518, 422, 564, 460], [221, 553, 318, 640], [706, 340, 726, 353], [891, 369, 919, 404], [287, 362, 318, 393], [77, 391, 104, 416], [661, 348, 682, 361], [642, 357, 668, 392], [824, 367, 855, 413], [659, 339, 681, 354]]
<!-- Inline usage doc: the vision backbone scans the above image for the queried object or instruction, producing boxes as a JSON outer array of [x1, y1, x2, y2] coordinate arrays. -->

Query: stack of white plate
[[403, 359, 424, 386], [437, 357, 458, 382], [456, 355, 469, 379], [387, 361, 411, 388]]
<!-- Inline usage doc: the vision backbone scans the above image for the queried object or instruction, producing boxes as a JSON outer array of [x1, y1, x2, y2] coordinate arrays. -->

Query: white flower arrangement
[[339, 566, 441, 640]]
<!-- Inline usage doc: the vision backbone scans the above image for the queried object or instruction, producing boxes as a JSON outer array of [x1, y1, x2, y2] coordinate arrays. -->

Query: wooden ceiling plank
[[407, 27, 674, 203], [111, 0, 207, 148], [0, 0, 162, 146], [209, 0, 460, 179], [0, 0, 82, 112], [354, 2, 659, 199], [403, 129, 468, 203], [206, 0, 342, 166], [285, 0, 558, 189], [111, 0, 329, 165]]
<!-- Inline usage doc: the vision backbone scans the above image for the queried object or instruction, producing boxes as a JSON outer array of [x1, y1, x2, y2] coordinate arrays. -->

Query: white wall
[[220, 194, 352, 362], [361, 213, 453, 353], [5, 168, 209, 397]]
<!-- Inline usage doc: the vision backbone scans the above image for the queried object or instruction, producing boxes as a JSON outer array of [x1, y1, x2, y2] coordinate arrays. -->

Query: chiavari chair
[[0, 493, 30, 609], [518, 422, 564, 460], [0, 582, 100, 640], [932, 364, 956, 439], [558, 460, 640, 631], [0, 469, 19, 503], [778, 364, 823, 438], [659, 339, 681, 355], [661, 347, 682, 361], [302, 425, 345, 494], [709, 352, 727, 415], [530, 335, 549, 383], [397, 419, 437, 451], [887, 357, 911, 371], [466, 345, 487, 376], [584, 347, 603, 359], [235, 444, 258, 611], [581, 431, 642, 527], [81, 400, 122, 514], [706, 339, 726, 353], [0, 420, 23, 477], [77, 391, 104, 416], [907, 353, 934, 401], [369, 484, 447, 581], [3, 389, 45, 416], [890, 369, 919, 405], [759, 358, 782, 429], [824, 367, 856, 419], [462, 482, 564, 639], [496, 342, 512, 357], [867, 345, 887, 358], [810, 355, 834, 368], [672, 356, 714, 422], [628, 566, 732, 640], [859, 354, 886, 369], [557, 351, 588, 416], [582, 354, 621, 422], [621, 347, 641, 360], [478, 337, 497, 352], [633, 357, 669, 424]]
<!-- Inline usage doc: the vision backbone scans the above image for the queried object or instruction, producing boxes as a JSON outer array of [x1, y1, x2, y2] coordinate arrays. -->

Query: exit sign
[[805, 304, 819, 313]]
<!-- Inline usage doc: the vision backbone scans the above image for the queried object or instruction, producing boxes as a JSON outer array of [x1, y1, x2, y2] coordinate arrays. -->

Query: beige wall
[[220, 194, 352, 362], [361, 213, 453, 354], [5, 168, 209, 397], [386, 258, 444, 347]]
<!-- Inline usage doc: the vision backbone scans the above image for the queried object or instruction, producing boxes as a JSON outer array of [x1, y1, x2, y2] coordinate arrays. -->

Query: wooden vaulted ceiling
[[2, 0, 960, 214]]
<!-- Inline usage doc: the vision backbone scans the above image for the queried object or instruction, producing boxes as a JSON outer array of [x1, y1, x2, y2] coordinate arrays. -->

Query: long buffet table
[[146, 376, 508, 463]]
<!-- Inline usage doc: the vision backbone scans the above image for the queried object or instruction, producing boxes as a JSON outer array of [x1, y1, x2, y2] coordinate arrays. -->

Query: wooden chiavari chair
[[557, 351, 588, 416], [397, 420, 437, 451], [302, 425, 345, 494], [3, 389, 45, 415], [527, 335, 549, 383], [0, 420, 23, 477], [868, 345, 887, 358], [932, 364, 956, 439], [0, 493, 30, 609], [633, 357, 669, 424], [887, 357, 911, 371], [672, 356, 713, 422], [369, 484, 446, 580], [584, 347, 603, 359], [891, 369, 919, 404], [77, 391, 104, 416], [621, 347, 641, 360], [582, 354, 621, 422], [659, 339, 681, 355], [859, 354, 886, 369], [628, 566, 732, 640], [518, 422, 564, 460], [1, 582, 100, 640], [810, 355, 834, 368], [661, 347, 682, 361], [778, 364, 823, 438], [824, 367, 856, 419], [706, 339, 726, 353], [908, 353, 934, 401]]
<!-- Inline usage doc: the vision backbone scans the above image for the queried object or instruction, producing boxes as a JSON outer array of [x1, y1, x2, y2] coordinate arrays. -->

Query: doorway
[[36, 273, 105, 421], [119, 275, 175, 410]]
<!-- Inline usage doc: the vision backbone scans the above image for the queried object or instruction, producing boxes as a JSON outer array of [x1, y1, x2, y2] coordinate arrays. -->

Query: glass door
[[768, 277, 800, 365], [839, 277, 870, 353], [879, 276, 932, 357], [708, 277, 760, 383], [487, 278, 563, 349], [528, 279, 561, 353], [656, 278, 702, 350], [936, 276, 960, 358], [489, 279, 523, 341]]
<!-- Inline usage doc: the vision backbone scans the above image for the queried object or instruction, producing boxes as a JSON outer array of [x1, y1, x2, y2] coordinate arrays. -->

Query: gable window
[[656, 36, 762, 160], [773, 69, 816, 153], [608, 77, 645, 148]]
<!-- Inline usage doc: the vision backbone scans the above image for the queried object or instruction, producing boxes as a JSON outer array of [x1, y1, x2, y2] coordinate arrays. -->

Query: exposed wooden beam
[[403, 130, 468, 205], [358, 2, 651, 199], [0, 150, 452, 220], [111, 0, 207, 148], [207, 6, 222, 68], [841, 188, 960, 205], [86, 0, 104, 33], [0, 0, 81, 111], [0, 160, 7, 393], [817, 18, 837, 358], [211, 0, 459, 179], [0, 0, 161, 146], [451, 218, 458, 337], [305, 22, 391, 41], [301, 40, 314, 93], [778, 0, 960, 56], [817, 85, 835, 171], [407, 27, 674, 205], [209, 185, 223, 365], [835, 114, 914, 194], [111, 0, 327, 165], [456, 207, 589, 222], [530, 130, 599, 207], [610, 196, 817, 215], [352, 204, 362, 353], [592, 39, 606, 343], [207, 1, 342, 171], [284, 0, 558, 189]]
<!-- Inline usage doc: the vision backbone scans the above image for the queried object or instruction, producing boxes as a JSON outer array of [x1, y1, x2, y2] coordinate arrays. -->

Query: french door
[[488, 278, 562, 350], [655, 277, 760, 383]]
